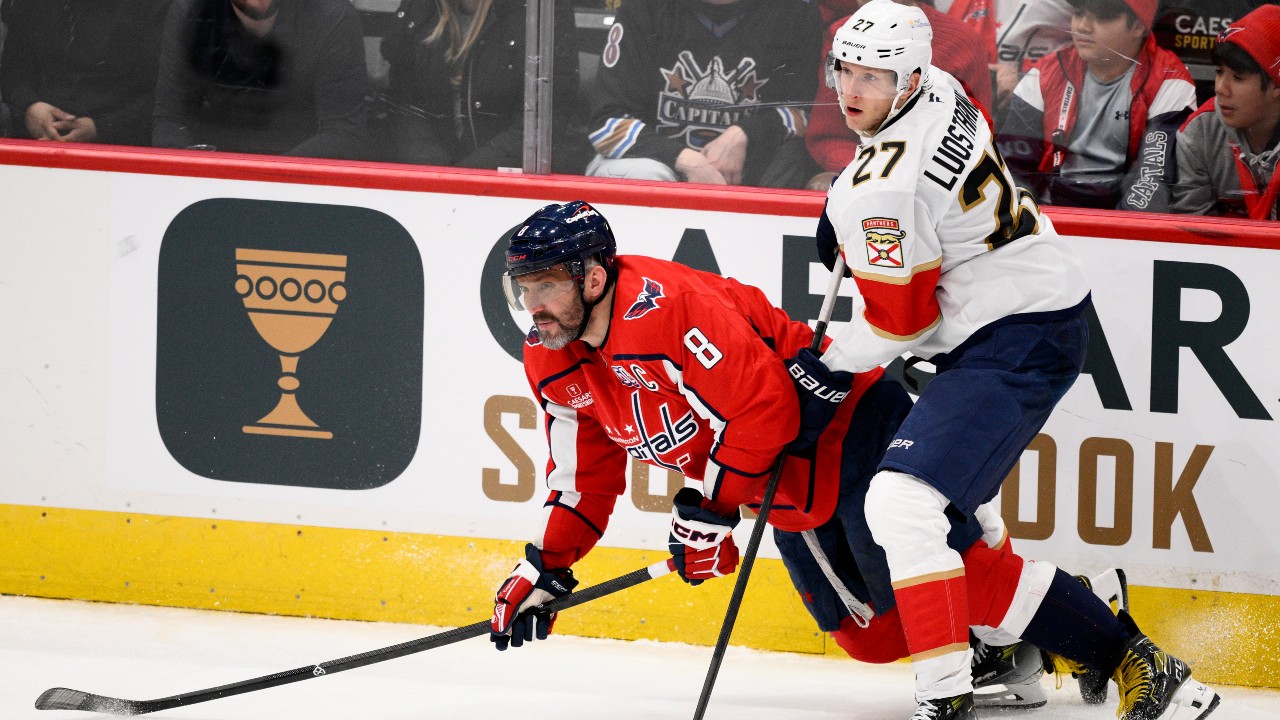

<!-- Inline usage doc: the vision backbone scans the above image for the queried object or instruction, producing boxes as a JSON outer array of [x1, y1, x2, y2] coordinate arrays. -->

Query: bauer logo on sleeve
[[863, 217, 906, 268], [155, 199, 423, 490]]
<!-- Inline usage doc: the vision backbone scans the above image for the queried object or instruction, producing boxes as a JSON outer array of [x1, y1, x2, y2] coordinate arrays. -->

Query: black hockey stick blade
[[692, 255, 846, 720], [36, 558, 675, 716]]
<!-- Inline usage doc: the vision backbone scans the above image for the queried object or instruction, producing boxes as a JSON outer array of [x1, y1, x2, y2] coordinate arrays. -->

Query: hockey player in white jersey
[[805, 2, 1222, 719]]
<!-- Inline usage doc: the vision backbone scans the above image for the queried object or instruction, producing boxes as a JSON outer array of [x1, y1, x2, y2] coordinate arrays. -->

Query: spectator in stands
[[1172, 5, 1280, 220], [0, 0, 170, 146], [1152, 2, 1276, 105], [948, 0, 1075, 117], [584, 0, 822, 188], [996, 0, 1197, 210], [153, 0, 368, 159], [379, 0, 581, 171], [805, 0, 992, 190]]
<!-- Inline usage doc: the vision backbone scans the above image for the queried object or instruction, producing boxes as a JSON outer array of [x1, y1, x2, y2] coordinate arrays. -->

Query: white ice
[[3, 594, 1279, 719]]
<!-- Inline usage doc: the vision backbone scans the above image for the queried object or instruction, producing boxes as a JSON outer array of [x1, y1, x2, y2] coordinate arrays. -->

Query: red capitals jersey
[[522, 255, 883, 570]]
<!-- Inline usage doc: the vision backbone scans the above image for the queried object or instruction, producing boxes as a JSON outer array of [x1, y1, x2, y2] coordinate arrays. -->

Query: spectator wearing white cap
[[1172, 5, 1280, 220]]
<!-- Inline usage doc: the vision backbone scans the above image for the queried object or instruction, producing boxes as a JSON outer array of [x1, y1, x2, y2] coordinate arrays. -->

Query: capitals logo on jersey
[[863, 218, 905, 268], [621, 392, 698, 473], [623, 277, 665, 319], [658, 51, 766, 149]]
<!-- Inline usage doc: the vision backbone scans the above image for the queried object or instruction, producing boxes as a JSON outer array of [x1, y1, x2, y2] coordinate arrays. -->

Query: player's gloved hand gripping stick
[[490, 543, 580, 650], [669, 487, 742, 585], [34, 557, 675, 716], [692, 254, 847, 720]]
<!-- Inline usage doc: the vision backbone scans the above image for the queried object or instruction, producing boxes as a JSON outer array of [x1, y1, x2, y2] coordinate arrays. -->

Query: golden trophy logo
[[234, 248, 347, 439]]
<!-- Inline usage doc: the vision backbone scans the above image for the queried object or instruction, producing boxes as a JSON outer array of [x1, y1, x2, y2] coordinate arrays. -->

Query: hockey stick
[[35, 558, 675, 716], [692, 254, 846, 720]]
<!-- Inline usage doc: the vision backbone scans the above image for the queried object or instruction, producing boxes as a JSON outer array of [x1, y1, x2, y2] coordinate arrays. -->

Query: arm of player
[[669, 299, 799, 512], [817, 190, 944, 374], [489, 381, 625, 650], [530, 377, 628, 568]]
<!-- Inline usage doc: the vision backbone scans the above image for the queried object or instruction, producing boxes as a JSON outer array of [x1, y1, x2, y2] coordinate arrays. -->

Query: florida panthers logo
[[863, 217, 905, 268], [623, 277, 665, 319]]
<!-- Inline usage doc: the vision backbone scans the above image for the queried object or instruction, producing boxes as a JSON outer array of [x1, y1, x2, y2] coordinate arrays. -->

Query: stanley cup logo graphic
[[234, 248, 347, 439]]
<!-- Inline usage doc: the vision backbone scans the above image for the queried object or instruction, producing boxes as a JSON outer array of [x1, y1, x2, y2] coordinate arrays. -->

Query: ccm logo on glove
[[671, 522, 730, 547], [668, 487, 741, 585]]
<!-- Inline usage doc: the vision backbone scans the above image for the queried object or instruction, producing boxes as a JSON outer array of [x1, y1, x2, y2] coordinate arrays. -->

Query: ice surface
[[3, 595, 1278, 719]]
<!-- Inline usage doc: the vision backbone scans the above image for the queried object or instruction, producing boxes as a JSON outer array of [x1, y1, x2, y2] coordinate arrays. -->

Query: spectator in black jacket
[[0, 0, 170, 146], [152, 0, 368, 159], [379, 0, 581, 170], [584, 0, 823, 188]]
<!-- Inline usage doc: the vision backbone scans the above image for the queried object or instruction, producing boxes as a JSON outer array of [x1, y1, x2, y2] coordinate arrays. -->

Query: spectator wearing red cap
[[1172, 5, 1280, 220], [804, 0, 993, 189], [995, 0, 1197, 210]]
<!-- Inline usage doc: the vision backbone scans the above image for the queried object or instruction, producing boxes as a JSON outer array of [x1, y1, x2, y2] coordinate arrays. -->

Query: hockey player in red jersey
[[487, 199, 1217, 719], [809, 1, 1221, 718]]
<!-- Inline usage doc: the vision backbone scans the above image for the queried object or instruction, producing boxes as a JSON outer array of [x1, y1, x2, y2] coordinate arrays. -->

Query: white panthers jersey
[[820, 67, 1090, 374]]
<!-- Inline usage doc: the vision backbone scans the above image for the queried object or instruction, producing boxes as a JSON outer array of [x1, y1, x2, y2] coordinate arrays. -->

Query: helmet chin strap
[[573, 265, 618, 344], [854, 71, 924, 139]]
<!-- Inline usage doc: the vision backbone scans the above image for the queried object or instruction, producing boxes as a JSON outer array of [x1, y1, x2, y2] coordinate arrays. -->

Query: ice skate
[[971, 638, 1047, 709], [1112, 610, 1221, 719], [910, 693, 976, 719]]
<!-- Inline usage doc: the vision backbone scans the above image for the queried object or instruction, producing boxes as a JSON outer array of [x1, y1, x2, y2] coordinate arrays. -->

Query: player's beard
[[533, 295, 586, 350]]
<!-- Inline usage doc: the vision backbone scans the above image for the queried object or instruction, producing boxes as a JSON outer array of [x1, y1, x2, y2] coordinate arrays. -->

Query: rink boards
[[0, 143, 1277, 688]]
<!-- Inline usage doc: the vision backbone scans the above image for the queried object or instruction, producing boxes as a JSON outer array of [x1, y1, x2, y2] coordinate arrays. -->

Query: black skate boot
[[1111, 610, 1221, 720], [910, 693, 976, 720], [1043, 568, 1129, 704], [971, 637, 1047, 709]]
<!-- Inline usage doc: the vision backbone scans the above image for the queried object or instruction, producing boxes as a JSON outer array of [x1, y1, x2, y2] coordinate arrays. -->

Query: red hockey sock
[[893, 570, 969, 660]]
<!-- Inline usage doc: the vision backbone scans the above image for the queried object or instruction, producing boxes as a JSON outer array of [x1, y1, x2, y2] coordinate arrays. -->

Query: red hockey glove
[[490, 543, 578, 651], [668, 487, 741, 586]]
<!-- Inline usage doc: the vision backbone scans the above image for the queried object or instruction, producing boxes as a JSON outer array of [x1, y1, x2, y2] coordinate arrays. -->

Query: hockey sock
[[895, 570, 970, 657], [865, 471, 972, 698], [1019, 568, 1129, 672]]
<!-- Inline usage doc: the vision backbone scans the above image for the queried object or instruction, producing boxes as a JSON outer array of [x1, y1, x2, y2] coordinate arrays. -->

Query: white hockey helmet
[[826, 0, 933, 97]]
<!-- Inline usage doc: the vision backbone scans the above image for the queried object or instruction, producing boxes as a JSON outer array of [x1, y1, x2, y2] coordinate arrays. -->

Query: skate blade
[[1089, 567, 1129, 613], [974, 681, 1048, 709], [1158, 678, 1221, 720]]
